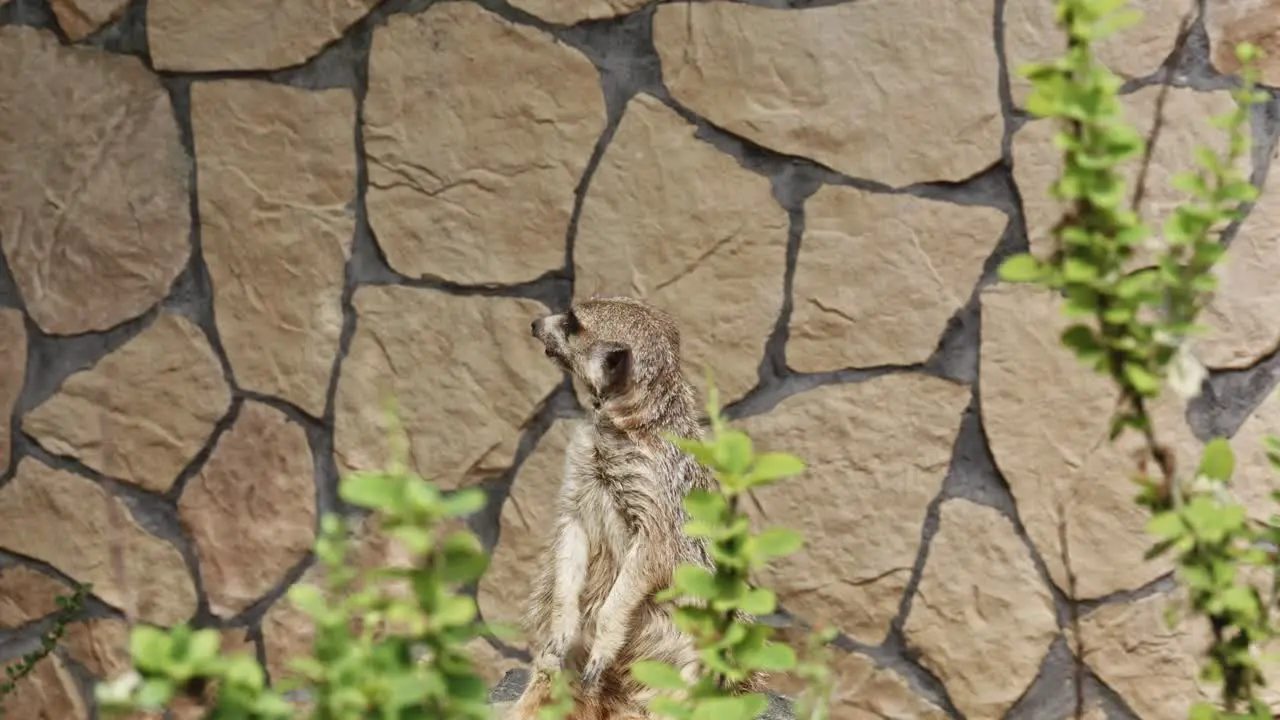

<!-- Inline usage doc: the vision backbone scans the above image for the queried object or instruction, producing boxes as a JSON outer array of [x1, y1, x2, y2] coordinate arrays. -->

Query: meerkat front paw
[[579, 655, 608, 695]]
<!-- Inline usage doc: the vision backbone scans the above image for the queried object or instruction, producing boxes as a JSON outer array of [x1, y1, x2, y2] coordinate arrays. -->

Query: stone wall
[[0, 0, 1278, 718]]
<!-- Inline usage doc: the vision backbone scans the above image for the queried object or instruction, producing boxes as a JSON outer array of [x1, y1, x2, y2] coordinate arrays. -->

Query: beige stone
[[0, 27, 190, 336], [1206, 0, 1280, 85], [364, 3, 605, 284], [477, 421, 572, 636], [738, 374, 969, 644], [0, 653, 86, 720], [506, 0, 647, 25], [24, 312, 232, 493], [772, 650, 947, 719], [469, 638, 520, 687], [1195, 181, 1280, 369], [0, 308, 24, 472], [147, 0, 378, 71], [334, 287, 561, 489], [179, 401, 317, 618], [904, 499, 1058, 718], [50, 0, 129, 40], [192, 81, 354, 418], [1006, 0, 1190, 106], [653, 0, 1002, 187], [1224, 390, 1280, 522], [0, 565, 69, 628], [0, 458, 196, 625], [789, 187, 1005, 371], [575, 94, 788, 402], [1013, 86, 1243, 267], [980, 283, 1203, 599], [261, 564, 318, 684], [62, 618, 131, 678], [1077, 592, 1214, 719]]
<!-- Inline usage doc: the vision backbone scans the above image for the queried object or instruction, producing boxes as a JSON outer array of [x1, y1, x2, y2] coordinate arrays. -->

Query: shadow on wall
[[1, 0, 1280, 717]]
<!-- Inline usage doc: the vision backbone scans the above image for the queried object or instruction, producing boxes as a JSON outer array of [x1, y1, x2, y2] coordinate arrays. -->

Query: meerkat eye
[[563, 311, 580, 335]]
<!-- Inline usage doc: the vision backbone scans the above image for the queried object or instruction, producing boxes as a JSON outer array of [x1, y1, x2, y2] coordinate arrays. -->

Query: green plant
[[630, 375, 833, 720], [0, 581, 91, 717], [97, 407, 499, 720], [998, 0, 1280, 716]]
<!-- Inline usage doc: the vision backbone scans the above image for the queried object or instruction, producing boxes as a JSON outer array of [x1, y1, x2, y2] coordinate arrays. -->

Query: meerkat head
[[530, 296, 684, 413]]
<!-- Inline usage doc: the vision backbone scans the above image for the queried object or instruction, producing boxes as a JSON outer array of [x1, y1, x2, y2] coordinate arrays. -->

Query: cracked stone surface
[[653, 0, 1002, 186], [1206, 0, 1280, 85], [0, 308, 24, 473], [0, 654, 85, 719], [0, 565, 68, 629], [193, 80, 354, 418], [334, 286, 562, 489], [1077, 591, 1215, 719], [1195, 179, 1280, 369], [0, 26, 191, 336], [179, 401, 317, 618], [789, 186, 1005, 371], [1005, 0, 1189, 107], [23, 312, 234, 494], [981, 284, 1203, 599], [904, 499, 1058, 719], [470, 639, 522, 687], [575, 93, 788, 402], [1013, 86, 1243, 268], [364, 3, 606, 285], [1224, 391, 1280, 523], [506, 0, 647, 25], [49, 0, 127, 40], [770, 648, 947, 719], [8, 0, 1280, 714], [147, 0, 379, 71], [738, 374, 969, 645], [477, 420, 572, 639], [0, 458, 197, 625], [50, 0, 129, 40]]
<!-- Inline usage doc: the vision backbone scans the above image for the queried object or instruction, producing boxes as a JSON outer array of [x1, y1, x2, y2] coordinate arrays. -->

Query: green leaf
[[339, 471, 403, 511], [1122, 362, 1161, 396], [738, 641, 797, 672], [128, 625, 172, 672], [739, 588, 777, 615], [436, 595, 478, 627], [186, 628, 221, 664], [287, 582, 328, 618], [1146, 511, 1184, 541], [750, 527, 804, 561], [998, 253, 1044, 283], [716, 430, 754, 476], [690, 694, 770, 720], [1197, 437, 1236, 482], [442, 488, 487, 517], [746, 452, 807, 486], [133, 678, 175, 710], [630, 660, 687, 691], [389, 525, 433, 555], [650, 696, 694, 720], [672, 565, 719, 601], [685, 490, 727, 525], [1190, 701, 1219, 720]]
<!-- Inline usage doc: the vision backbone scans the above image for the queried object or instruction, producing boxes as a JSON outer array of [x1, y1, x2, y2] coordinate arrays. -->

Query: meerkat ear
[[599, 345, 632, 397]]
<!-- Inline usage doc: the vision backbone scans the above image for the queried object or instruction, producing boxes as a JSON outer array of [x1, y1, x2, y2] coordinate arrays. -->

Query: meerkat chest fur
[[565, 424, 661, 566]]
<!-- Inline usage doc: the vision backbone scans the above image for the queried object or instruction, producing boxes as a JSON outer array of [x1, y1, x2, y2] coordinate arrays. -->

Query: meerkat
[[507, 296, 764, 720]]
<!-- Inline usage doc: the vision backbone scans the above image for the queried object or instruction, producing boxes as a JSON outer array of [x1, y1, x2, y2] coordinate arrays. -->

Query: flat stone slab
[[488, 669, 796, 719]]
